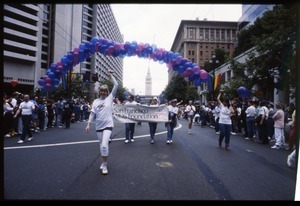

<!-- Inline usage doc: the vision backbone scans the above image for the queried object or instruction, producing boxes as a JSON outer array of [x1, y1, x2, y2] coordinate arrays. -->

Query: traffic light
[[91, 73, 98, 82]]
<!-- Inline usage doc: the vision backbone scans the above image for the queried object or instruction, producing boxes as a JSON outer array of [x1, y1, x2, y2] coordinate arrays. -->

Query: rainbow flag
[[214, 73, 221, 90]]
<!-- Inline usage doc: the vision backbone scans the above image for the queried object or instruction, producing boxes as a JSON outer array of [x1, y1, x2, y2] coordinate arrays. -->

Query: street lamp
[[209, 54, 219, 101]]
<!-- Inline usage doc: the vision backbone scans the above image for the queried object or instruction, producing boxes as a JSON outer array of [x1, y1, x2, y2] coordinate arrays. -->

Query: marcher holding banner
[[148, 97, 159, 144], [166, 99, 179, 144], [85, 70, 118, 175], [124, 95, 138, 143]]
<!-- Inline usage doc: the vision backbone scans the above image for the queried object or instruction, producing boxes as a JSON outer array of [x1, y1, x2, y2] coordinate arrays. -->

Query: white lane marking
[[4, 123, 182, 150]]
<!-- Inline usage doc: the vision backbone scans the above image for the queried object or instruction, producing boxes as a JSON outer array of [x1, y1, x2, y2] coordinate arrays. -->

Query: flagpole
[[210, 54, 219, 101]]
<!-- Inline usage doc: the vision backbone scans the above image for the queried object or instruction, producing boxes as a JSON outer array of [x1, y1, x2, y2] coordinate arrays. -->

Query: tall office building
[[3, 4, 123, 97], [169, 19, 238, 82], [145, 65, 152, 95], [238, 4, 275, 31]]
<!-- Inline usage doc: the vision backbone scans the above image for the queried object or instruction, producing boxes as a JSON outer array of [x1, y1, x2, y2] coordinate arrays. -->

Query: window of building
[[188, 28, 195, 39], [227, 70, 231, 80], [216, 29, 220, 41], [221, 29, 225, 40], [210, 29, 214, 41], [199, 29, 203, 40], [227, 29, 231, 40], [205, 29, 209, 40], [232, 30, 236, 40]]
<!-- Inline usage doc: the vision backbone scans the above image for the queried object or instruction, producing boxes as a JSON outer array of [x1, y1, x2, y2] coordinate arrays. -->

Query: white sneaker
[[166, 140, 170, 144], [5, 134, 11, 138], [100, 163, 106, 170], [271, 145, 280, 149], [188, 130, 191, 134], [150, 140, 154, 144], [28, 137, 33, 141], [101, 166, 108, 175], [124, 140, 129, 144], [287, 154, 295, 168], [17, 140, 24, 144], [130, 139, 134, 142]]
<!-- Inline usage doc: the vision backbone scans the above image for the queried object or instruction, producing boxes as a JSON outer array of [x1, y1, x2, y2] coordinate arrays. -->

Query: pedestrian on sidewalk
[[13, 94, 35, 144], [271, 102, 285, 149], [85, 70, 118, 175]]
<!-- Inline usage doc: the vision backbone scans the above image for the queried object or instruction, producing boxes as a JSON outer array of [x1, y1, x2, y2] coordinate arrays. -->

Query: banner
[[113, 104, 169, 123]]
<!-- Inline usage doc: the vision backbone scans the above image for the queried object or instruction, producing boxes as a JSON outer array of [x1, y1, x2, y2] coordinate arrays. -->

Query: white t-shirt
[[89, 76, 118, 130], [168, 105, 178, 116], [218, 103, 232, 125], [185, 105, 195, 116], [19, 101, 35, 115], [90, 95, 114, 130], [259, 106, 269, 118]]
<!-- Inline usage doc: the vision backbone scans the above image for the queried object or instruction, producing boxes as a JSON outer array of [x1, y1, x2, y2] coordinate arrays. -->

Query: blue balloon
[[237, 86, 249, 98]]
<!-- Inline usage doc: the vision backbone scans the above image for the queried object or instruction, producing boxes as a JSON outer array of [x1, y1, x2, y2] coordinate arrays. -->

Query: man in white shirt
[[13, 94, 35, 144], [185, 100, 196, 134]]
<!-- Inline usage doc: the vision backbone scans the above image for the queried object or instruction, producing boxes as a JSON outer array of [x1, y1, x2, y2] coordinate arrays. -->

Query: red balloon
[[11, 79, 18, 87]]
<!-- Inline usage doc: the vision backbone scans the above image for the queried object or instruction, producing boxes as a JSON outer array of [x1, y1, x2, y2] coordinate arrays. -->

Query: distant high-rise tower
[[145, 65, 152, 95]]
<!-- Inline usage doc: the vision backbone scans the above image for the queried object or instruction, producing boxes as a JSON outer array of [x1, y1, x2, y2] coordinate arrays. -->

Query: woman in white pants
[[86, 70, 118, 175]]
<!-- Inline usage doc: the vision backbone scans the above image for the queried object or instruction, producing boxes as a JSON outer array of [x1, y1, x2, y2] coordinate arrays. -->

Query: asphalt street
[[3, 118, 297, 201]]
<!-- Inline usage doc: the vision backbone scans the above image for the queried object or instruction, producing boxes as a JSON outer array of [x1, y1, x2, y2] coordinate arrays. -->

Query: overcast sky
[[110, 4, 242, 96]]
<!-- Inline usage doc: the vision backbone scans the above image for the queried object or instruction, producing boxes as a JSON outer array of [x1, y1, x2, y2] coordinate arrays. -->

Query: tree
[[215, 48, 227, 65], [230, 4, 297, 101], [163, 74, 198, 103], [185, 84, 199, 102], [164, 74, 188, 102], [52, 73, 85, 100], [202, 48, 226, 72], [248, 4, 297, 100]]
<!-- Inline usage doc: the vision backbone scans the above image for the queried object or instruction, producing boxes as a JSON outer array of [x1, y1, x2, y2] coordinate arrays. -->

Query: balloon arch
[[38, 37, 208, 92]]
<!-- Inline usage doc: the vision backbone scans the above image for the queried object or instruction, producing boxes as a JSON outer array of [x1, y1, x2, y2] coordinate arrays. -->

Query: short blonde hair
[[99, 84, 110, 96]]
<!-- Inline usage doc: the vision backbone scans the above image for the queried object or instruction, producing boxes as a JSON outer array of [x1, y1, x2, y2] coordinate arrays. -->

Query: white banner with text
[[113, 104, 168, 123]]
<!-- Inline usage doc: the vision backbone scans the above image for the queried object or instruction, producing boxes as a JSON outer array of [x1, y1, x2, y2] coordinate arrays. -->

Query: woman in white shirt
[[86, 70, 118, 175], [217, 90, 233, 150]]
